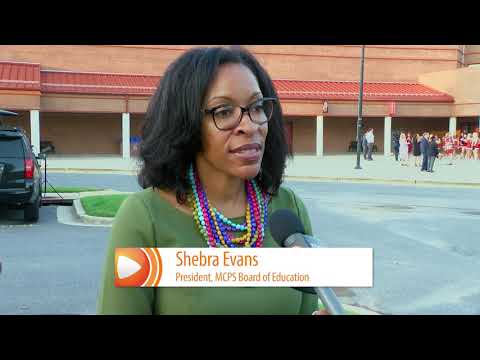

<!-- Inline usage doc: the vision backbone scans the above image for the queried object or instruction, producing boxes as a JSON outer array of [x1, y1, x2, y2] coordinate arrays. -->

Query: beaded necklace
[[187, 163, 269, 248]]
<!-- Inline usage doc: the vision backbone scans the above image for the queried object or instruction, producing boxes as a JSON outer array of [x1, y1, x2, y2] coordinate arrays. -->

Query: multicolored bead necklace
[[187, 163, 269, 248]]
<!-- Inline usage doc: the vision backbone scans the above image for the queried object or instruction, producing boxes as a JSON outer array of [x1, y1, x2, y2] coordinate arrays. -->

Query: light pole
[[355, 45, 366, 170]]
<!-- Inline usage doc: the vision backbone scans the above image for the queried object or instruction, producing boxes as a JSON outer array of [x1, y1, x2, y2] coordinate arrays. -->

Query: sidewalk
[[284, 154, 480, 187], [41, 154, 480, 187]]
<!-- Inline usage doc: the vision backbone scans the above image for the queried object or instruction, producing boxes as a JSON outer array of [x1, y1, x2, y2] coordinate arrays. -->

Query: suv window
[[0, 137, 24, 157]]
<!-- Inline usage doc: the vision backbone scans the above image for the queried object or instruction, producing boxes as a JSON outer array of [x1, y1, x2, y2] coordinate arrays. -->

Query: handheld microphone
[[269, 209, 346, 315]]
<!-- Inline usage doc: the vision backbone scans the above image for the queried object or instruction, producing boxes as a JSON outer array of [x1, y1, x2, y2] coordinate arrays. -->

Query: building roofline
[[0, 60, 41, 66], [41, 69, 161, 78]]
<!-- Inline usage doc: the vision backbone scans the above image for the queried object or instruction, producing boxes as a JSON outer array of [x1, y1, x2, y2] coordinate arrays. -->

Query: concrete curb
[[72, 191, 133, 226], [73, 199, 115, 226]]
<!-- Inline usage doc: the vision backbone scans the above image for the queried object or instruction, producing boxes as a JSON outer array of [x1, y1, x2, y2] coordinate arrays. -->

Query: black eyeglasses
[[203, 97, 277, 131]]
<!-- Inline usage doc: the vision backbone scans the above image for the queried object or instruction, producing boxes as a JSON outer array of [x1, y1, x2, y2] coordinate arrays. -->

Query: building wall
[[323, 117, 384, 154], [0, 111, 31, 137], [418, 67, 480, 105], [458, 117, 480, 134], [0, 91, 40, 111], [40, 113, 122, 155], [465, 45, 480, 66], [41, 94, 126, 113], [0, 45, 462, 82], [130, 113, 145, 138], [392, 117, 449, 137], [289, 117, 316, 154]]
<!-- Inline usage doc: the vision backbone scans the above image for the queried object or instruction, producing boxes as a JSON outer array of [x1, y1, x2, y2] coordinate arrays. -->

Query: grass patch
[[80, 194, 129, 218], [45, 185, 103, 193]]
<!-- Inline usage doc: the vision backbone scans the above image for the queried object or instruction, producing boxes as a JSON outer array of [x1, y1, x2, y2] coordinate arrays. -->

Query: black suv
[[0, 110, 43, 222]]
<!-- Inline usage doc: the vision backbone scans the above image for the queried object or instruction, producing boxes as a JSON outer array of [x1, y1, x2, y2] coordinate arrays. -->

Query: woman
[[399, 132, 409, 166], [406, 132, 413, 160], [443, 132, 454, 165], [466, 133, 473, 160], [459, 132, 468, 159], [412, 133, 421, 167], [96, 46, 322, 315], [472, 132, 480, 160]]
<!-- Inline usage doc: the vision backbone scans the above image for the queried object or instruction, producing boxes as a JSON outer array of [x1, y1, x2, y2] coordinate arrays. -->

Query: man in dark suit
[[428, 135, 439, 173], [392, 131, 400, 161], [420, 132, 430, 171]]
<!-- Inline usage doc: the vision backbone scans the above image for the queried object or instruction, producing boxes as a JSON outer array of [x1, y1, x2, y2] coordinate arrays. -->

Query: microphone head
[[269, 209, 306, 247]]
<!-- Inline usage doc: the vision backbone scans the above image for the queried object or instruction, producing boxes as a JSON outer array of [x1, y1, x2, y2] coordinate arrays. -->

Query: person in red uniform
[[455, 133, 460, 159], [443, 132, 454, 165], [466, 133, 473, 160], [459, 132, 468, 159], [472, 132, 480, 161], [407, 133, 413, 162]]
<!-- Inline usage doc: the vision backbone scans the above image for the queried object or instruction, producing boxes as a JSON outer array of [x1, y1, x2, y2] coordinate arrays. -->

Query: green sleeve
[[291, 190, 319, 315], [96, 194, 156, 315]]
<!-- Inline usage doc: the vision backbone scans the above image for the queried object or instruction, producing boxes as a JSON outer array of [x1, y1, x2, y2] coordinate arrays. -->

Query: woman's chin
[[234, 164, 261, 180]]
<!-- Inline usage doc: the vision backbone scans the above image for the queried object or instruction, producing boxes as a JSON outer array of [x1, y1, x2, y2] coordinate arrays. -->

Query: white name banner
[[114, 248, 373, 288]]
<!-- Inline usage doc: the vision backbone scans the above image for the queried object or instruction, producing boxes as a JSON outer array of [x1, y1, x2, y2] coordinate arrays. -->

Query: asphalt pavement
[[1, 173, 480, 314]]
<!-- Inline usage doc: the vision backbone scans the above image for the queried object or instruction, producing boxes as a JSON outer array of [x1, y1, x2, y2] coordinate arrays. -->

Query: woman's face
[[198, 63, 268, 180]]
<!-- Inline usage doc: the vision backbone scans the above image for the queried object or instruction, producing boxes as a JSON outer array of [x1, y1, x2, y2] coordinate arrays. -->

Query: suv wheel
[[24, 196, 40, 223]]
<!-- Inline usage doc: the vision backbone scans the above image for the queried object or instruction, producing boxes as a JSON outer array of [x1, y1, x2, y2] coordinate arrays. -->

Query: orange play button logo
[[114, 248, 162, 287]]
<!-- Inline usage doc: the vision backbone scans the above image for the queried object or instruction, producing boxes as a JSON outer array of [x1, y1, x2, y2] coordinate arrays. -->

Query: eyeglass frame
[[202, 97, 278, 131]]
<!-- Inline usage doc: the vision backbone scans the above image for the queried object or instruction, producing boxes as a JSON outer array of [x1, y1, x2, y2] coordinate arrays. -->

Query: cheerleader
[[472, 132, 480, 160], [443, 132, 454, 165], [452, 134, 460, 160], [466, 133, 473, 160], [459, 132, 468, 159]]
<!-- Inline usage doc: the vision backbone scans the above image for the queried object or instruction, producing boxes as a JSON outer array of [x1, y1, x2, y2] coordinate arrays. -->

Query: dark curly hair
[[138, 46, 290, 203]]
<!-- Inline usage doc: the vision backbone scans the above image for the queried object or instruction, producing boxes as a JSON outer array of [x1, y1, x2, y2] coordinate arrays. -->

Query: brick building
[[1, 45, 480, 159]]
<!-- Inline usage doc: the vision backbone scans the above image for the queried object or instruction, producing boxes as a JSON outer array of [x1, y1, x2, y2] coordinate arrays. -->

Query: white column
[[449, 116, 457, 135], [384, 116, 392, 156], [122, 113, 130, 160], [316, 115, 324, 157], [30, 110, 40, 156]]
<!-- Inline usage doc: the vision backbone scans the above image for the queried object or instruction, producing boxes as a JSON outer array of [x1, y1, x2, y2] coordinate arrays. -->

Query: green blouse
[[97, 186, 319, 315]]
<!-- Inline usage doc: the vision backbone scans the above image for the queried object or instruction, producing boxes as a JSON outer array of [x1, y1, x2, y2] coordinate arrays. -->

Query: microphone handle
[[314, 287, 346, 315], [283, 233, 345, 314]]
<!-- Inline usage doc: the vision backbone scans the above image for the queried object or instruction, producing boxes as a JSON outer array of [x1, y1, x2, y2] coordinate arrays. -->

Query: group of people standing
[[392, 130, 480, 172], [392, 132, 439, 172], [445, 132, 480, 161]]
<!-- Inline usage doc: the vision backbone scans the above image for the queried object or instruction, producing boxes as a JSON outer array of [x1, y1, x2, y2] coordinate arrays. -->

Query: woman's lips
[[230, 143, 262, 162]]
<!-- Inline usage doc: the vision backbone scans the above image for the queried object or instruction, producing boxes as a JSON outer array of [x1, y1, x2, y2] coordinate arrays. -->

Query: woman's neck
[[194, 156, 246, 218]]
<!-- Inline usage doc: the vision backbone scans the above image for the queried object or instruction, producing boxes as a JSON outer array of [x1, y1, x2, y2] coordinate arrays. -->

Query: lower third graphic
[[114, 248, 162, 287]]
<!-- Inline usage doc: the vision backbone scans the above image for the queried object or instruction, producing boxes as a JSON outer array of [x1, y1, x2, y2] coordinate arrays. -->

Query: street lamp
[[355, 45, 366, 170]]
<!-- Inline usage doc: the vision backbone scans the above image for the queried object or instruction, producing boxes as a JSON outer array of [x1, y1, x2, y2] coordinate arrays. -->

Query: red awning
[[0, 61, 41, 91], [0, 61, 455, 103], [274, 80, 454, 102], [41, 70, 160, 96]]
